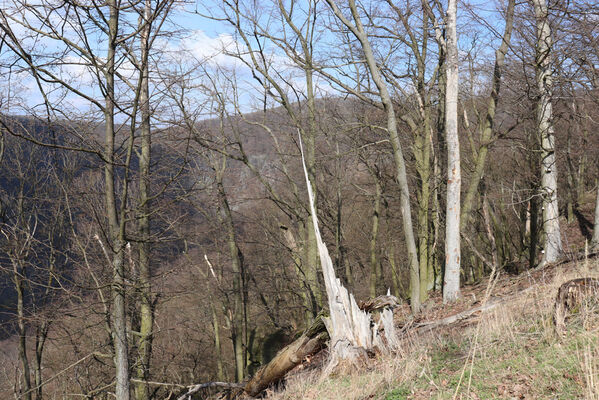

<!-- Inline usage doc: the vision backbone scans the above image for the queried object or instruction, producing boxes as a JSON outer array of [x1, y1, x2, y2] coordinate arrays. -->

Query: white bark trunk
[[443, 0, 461, 303], [533, 0, 562, 265], [299, 135, 397, 366]]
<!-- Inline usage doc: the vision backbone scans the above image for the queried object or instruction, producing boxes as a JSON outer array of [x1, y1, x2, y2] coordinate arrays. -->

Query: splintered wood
[[299, 134, 399, 368]]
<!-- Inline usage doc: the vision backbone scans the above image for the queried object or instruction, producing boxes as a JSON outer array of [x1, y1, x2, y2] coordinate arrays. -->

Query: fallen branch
[[243, 313, 329, 397], [176, 382, 244, 400], [408, 286, 538, 334], [413, 298, 503, 332]]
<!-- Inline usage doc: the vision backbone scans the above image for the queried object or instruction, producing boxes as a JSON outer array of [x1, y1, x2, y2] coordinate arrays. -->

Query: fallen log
[[553, 278, 599, 335], [176, 382, 244, 400], [406, 286, 538, 335], [413, 298, 503, 332], [243, 313, 329, 397]]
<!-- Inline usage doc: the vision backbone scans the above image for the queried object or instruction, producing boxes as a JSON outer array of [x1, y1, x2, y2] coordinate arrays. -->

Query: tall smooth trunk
[[303, 66, 323, 316], [443, 0, 461, 303], [216, 166, 246, 381], [105, 1, 130, 398], [135, 1, 153, 398], [211, 305, 225, 381], [533, 0, 562, 265], [14, 261, 32, 400]]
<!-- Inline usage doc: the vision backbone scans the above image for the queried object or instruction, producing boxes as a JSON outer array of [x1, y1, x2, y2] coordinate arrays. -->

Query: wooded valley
[[0, 0, 598, 398]]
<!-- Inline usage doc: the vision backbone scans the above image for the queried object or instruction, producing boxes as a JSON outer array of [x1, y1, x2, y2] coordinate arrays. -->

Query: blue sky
[[0, 0, 511, 119]]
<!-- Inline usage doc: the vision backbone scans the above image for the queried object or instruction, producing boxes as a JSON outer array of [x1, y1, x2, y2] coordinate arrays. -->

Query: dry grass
[[265, 257, 599, 400]]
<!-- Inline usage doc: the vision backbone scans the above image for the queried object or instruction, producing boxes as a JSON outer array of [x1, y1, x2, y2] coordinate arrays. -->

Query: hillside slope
[[265, 256, 599, 400]]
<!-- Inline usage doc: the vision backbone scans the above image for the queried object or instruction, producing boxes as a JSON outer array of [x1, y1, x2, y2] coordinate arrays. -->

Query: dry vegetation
[[265, 257, 599, 400]]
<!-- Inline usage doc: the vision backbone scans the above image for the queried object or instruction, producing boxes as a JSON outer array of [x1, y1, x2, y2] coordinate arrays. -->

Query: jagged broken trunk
[[300, 138, 398, 367]]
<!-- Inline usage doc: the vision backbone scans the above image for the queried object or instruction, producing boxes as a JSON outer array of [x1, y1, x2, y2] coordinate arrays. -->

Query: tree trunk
[[13, 260, 32, 400], [33, 322, 48, 400], [135, 1, 154, 398], [105, 2, 130, 398], [369, 176, 381, 298], [216, 158, 246, 382], [443, 0, 461, 303], [592, 183, 599, 251], [325, 0, 421, 313], [303, 67, 323, 316], [460, 0, 515, 227], [211, 305, 225, 381], [533, 0, 562, 265]]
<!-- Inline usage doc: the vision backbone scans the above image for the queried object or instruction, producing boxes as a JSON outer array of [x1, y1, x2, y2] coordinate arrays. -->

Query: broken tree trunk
[[299, 134, 399, 367], [243, 313, 329, 397], [243, 293, 401, 397]]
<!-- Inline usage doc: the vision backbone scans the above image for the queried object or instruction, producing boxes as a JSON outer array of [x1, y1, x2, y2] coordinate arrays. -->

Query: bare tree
[[532, 0, 562, 265], [325, 0, 421, 313]]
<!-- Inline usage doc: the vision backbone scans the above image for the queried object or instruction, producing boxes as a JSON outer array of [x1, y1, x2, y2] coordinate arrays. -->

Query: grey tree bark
[[104, 2, 130, 398], [135, 1, 154, 398], [369, 172, 382, 298], [592, 184, 599, 251], [325, 0, 421, 313], [443, 0, 461, 303], [215, 156, 247, 382], [532, 0, 562, 265], [460, 0, 516, 227]]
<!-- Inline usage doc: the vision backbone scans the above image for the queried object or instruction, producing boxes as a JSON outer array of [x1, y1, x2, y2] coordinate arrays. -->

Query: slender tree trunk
[[211, 305, 225, 381], [216, 159, 246, 381], [111, 246, 129, 400], [303, 66, 323, 316], [443, 0, 461, 303], [431, 128, 443, 290], [13, 260, 32, 400], [135, 1, 153, 398], [415, 127, 432, 301], [335, 142, 350, 286], [460, 0, 515, 227], [592, 182, 599, 251], [533, 0, 562, 265], [33, 322, 47, 400], [326, 0, 421, 312], [369, 176, 381, 298], [105, 2, 130, 398]]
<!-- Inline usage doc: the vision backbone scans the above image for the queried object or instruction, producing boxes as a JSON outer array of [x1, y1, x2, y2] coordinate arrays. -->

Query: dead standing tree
[[299, 135, 398, 367]]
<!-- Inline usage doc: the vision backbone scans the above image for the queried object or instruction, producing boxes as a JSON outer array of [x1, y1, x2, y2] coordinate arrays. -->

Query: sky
[[0, 0, 511, 120]]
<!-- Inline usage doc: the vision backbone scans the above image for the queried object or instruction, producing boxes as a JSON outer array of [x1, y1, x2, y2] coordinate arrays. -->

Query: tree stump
[[553, 278, 599, 335]]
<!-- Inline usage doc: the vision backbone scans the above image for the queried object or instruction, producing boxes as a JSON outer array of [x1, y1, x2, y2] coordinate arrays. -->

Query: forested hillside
[[0, 0, 598, 399]]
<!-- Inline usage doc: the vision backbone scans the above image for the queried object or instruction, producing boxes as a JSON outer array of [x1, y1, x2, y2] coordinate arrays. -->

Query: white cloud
[[180, 30, 247, 69]]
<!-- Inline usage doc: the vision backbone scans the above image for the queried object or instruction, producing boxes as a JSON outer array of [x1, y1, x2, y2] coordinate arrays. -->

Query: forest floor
[[263, 249, 599, 399]]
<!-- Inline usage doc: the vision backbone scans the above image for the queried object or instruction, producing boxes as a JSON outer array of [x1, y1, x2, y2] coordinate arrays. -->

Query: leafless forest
[[0, 0, 598, 398]]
